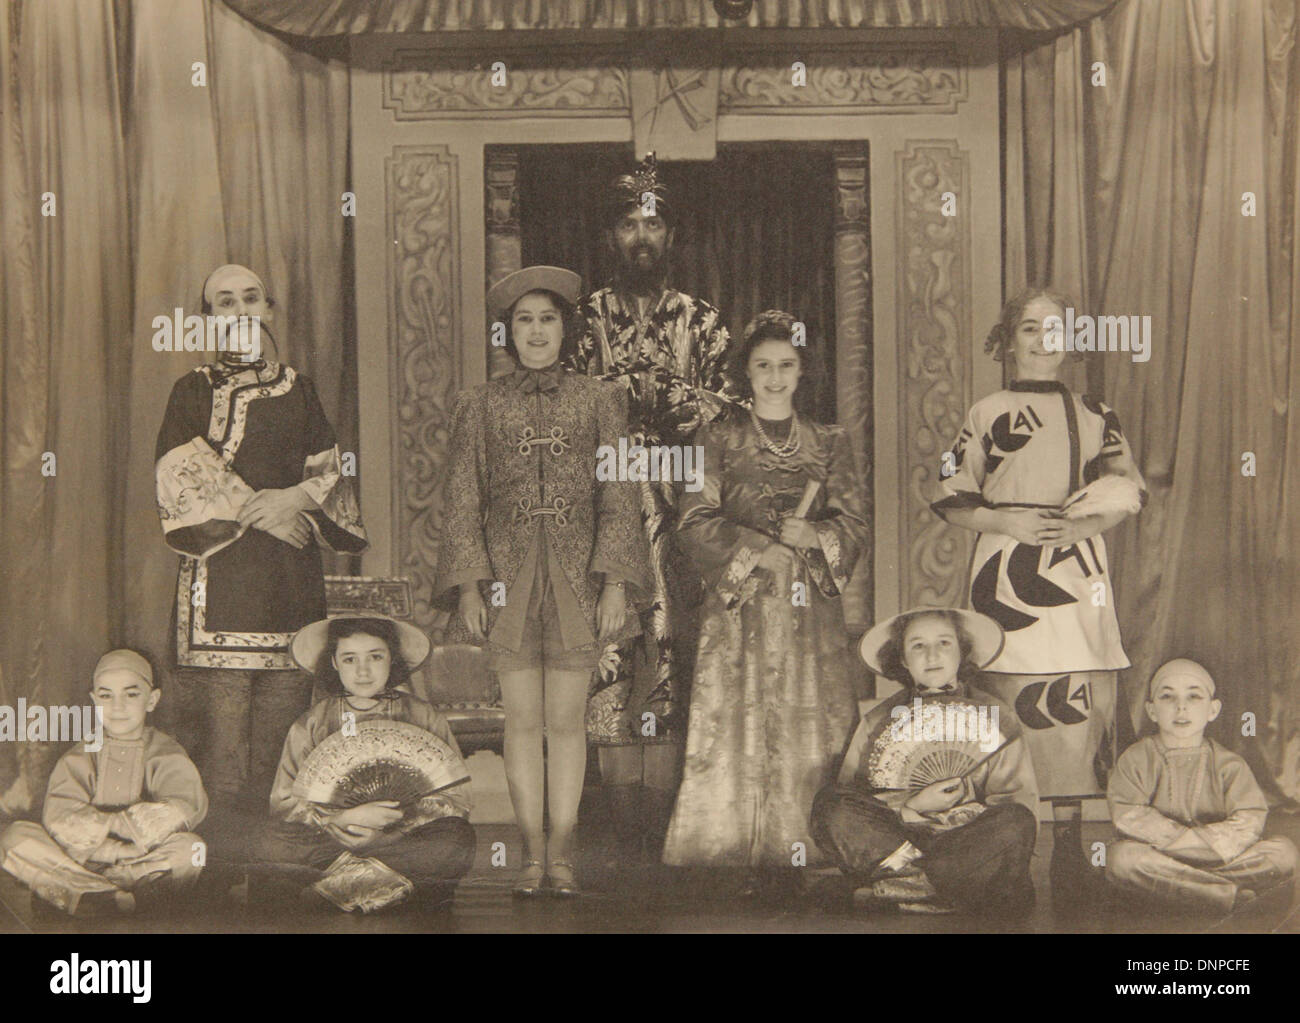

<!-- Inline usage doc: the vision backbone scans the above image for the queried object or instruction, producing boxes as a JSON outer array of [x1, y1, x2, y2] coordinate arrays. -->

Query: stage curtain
[[0, 0, 352, 818], [0, 0, 131, 814], [1006, 0, 1300, 799]]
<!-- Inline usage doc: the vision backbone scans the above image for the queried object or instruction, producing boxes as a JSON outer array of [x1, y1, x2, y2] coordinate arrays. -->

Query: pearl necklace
[[751, 410, 801, 458]]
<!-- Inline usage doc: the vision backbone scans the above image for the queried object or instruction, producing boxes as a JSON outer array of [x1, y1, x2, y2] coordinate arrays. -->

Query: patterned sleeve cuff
[[48, 807, 114, 863], [802, 523, 848, 597], [930, 491, 988, 515], [120, 802, 188, 849], [155, 437, 256, 559], [302, 447, 368, 553], [403, 795, 466, 830]]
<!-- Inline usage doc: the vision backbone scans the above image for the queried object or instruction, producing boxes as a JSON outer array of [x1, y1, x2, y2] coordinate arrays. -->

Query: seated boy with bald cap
[[1106, 658, 1296, 915], [0, 650, 208, 916]]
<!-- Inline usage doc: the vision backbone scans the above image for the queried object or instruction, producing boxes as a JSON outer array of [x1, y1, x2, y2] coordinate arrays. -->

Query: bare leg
[[543, 669, 592, 866], [497, 669, 546, 865]]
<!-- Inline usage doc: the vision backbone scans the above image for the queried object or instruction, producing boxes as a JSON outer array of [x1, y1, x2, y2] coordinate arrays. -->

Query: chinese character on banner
[[630, 67, 720, 161]]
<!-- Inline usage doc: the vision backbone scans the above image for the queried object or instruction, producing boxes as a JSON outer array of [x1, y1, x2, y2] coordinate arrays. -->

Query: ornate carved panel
[[325, 576, 414, 619], [895, 141, 971, 609], [721, 53, 966, 114], [485, 149, 522, 380], [383, 48, 964, 119], [387, 145, 460, 631], [832, 144, 872, 631], [384, 56, 630, 118]]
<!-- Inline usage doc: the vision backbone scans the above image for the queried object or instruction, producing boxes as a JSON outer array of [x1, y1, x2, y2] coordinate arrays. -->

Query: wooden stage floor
[[2, 820, 1297, 936]]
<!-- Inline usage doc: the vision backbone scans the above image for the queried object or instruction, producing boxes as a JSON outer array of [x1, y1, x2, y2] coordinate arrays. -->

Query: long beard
[[616, 251, 668, 294]]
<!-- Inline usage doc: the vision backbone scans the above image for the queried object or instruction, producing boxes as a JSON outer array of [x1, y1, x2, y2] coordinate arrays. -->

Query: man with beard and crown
[[567, 153, 737, 868]]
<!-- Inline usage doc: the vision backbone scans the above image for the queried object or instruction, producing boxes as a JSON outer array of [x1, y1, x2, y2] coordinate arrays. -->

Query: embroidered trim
[[202, 364, 295, 462], [155, 438, 255, 559], [1060, 390, 1082, 491], [176, 559, 294, 669], [516, 425, 572, 456], [511, 496, 571, 527]]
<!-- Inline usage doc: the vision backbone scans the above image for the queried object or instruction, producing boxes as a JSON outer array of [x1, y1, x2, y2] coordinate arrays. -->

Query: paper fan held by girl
[[809, 607, 1040, 916], [253, 615, 476, 913]]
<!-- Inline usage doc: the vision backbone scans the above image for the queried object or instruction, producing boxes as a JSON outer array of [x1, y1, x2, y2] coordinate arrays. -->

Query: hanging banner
[[630, 67, 720, 162]]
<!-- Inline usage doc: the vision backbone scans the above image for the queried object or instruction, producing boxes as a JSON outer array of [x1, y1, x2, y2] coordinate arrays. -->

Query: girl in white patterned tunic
[[932, 287, 1146, 811]]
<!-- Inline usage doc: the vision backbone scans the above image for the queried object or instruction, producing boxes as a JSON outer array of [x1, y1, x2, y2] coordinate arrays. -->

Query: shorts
[[488, 532, 601, 674]]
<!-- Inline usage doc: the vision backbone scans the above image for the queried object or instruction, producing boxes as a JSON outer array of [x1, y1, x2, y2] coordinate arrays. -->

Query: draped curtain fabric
[[0, 0, 352, 817], [1005, 0, 1300, 798], [518, 144, 838, 416], [0, 0, 130, 814], [219, 0, 1120, 35]]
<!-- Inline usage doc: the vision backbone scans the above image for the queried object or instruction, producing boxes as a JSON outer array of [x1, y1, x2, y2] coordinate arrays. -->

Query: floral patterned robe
[[568, 286, 735, 744], [661, 413, 869, 868]]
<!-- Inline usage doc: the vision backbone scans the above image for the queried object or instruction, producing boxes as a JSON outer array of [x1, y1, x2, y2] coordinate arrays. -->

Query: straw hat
[[486, 266, 582, 323], [290, 613, 431, 673], [859, 607, 1004, 677]]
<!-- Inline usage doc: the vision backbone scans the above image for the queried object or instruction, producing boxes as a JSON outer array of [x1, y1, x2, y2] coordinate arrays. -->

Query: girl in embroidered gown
[[433, 267, 649, 897], [931, 287, 1146, 859], [661, 311, 868, 890]]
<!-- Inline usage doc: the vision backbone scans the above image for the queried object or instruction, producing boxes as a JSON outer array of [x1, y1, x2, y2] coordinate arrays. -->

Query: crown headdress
[[607, 152, 669, 219]]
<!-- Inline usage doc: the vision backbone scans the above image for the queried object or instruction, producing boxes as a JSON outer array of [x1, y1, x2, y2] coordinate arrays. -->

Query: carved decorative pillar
[[486, 148, 520, 379], [387, 144, 461, 631], [485, 149, 521, 380], [896, 140, 972, 610], [832, 144, 873, 633]]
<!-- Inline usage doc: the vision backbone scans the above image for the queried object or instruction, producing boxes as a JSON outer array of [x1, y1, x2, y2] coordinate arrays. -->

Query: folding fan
[[293, 719, 469, 808], [867, 701, 1008, 792]]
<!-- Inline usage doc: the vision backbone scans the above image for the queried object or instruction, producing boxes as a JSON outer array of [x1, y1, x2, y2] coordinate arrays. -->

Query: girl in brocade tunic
[[433, 267, 650, 897], [931, 288, 1146, 878], [661, 311, 868, 892]]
